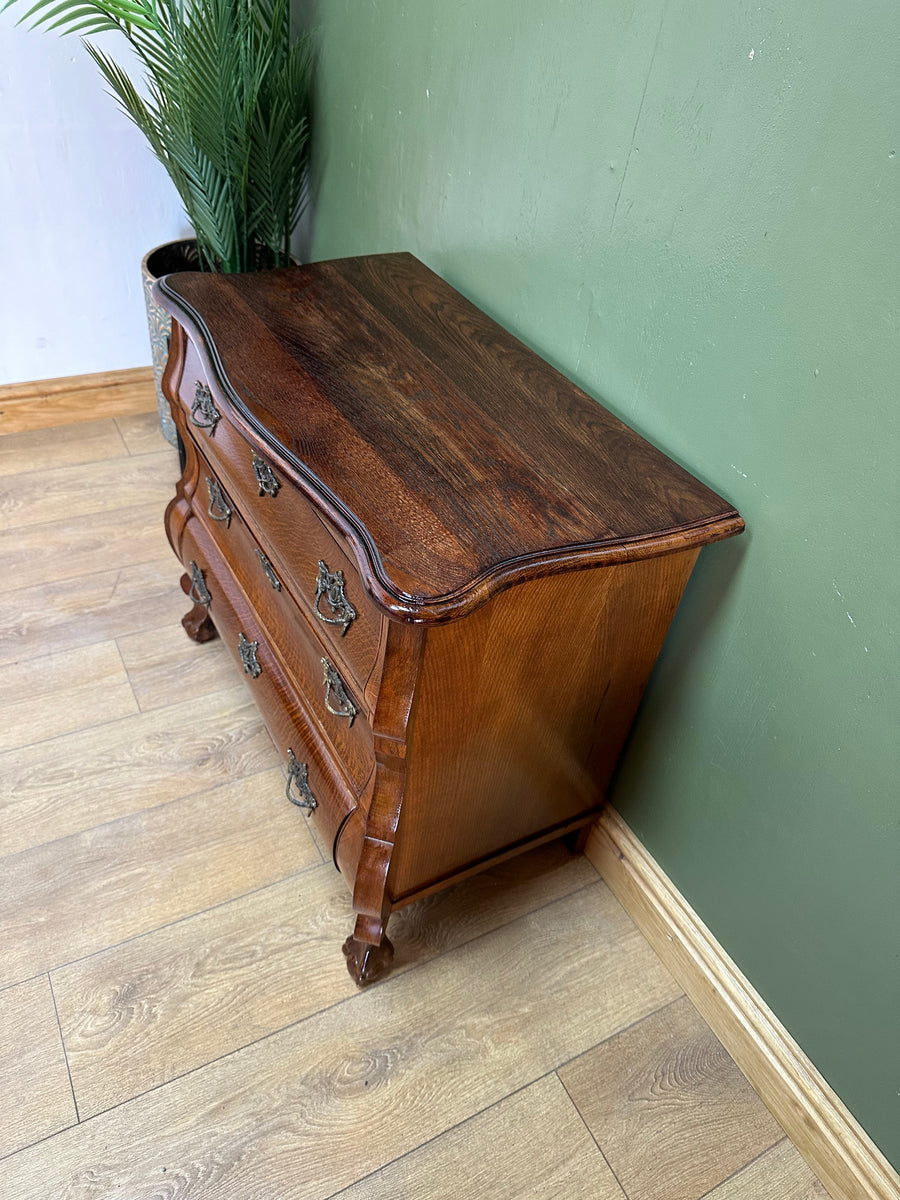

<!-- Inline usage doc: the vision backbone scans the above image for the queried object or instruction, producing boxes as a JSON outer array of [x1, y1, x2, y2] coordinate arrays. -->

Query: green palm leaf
[[4, 0, 313, 274]]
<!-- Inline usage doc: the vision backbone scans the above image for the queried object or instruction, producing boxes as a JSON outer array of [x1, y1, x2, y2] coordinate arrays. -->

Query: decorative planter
[[141, 239, 202, 446]]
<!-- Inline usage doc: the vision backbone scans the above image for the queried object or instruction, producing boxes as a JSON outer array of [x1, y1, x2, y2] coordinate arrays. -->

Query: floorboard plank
[[0, 886, 681, 1199], [0, 641, 138, 754], [0, 420, 128, 477], [559, 995, 784, 1200], [0, 767, 319, 992], [117, 622, 237, 712], [332, 1074, 625, 1200], [0, 502, 173, 594], [705, 1140, 832, 1199], [0, 561, 187, 670], [53, 843, 597, 1119], [0, 684, 278, 855], [0, 451, 177, 532], [115, 413, 171, 457], [0, 977, 77, 1158]]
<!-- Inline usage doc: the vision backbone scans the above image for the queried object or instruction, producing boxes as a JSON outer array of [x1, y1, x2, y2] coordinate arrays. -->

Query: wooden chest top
[[157, 252, 743, 620]]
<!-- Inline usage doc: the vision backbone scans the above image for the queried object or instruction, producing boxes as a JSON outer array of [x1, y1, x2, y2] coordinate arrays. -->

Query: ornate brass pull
[[206, 476, 232, 526], [190, 381, 220, 435], [314, 561, 357, 635], [238, 632, 262, 678], [252, 453, 280, 497], [188, 561, 211, 607], [286, 749, 317, 811], [255, 548, 282, 591], [321, 658, 357, 726]]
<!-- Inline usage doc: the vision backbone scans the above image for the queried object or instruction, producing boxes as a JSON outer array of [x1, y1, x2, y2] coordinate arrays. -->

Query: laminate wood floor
[[0, 374, 832, 1199]]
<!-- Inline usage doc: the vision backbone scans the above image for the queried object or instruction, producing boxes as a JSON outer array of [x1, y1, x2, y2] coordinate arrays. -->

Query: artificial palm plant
[[6, 0, 312, 272]]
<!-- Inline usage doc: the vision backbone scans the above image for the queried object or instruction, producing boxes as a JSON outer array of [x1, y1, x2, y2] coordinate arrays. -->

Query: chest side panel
[[388, 549, 699, 902]]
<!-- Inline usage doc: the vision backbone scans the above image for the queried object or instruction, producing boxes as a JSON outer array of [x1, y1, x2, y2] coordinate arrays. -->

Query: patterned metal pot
[[141, 239, 202, 446]]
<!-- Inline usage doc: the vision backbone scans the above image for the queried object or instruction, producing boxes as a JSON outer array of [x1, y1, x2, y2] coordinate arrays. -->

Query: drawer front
[[186, 452, 376, 791], [179, 515, 362, 866], [176, 341, 384, 691]]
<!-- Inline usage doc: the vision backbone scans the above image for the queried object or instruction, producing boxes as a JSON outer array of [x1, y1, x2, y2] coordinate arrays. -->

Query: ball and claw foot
[[342, 934, 395, 986]]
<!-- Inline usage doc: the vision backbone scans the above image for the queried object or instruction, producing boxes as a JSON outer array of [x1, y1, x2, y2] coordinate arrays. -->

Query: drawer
[[179, 515, 363, 866], [176, 341, 384, 692], [186, 455, 376, 792]]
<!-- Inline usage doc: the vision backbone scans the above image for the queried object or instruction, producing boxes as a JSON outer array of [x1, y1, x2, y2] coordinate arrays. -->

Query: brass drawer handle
[[314, 561, 357, 635], [286, 749, 317, 812], [321, 657, 357, 726], [252, 453, 280, 498], [255, 548, 282, 591], [190, 381, 220, 435], [206, 476, 232, 526], [238, 632, 262, 678], [187, 561, 212, 607]]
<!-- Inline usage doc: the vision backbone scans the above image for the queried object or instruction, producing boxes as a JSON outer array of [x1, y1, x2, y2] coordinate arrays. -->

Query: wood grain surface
[[0, 418, 128, 476], [0, 450, 176, 532], [117, 621, 237, 711], [705, 1140, 832, 1199], [0, 365, 830, 1200], [560, 996, 784, 1200], [0, 560, 189, 669], [0, 977, 76, 1158], [0, 501, 173, 593], [0, 685, 277, 855], [333, 1074, 625, 1200], [160, 255, 743, 618], [0, 640, 138, 754], [0, 367, 155, 433], [115, 411, 171, 456], [0, 768, 319, 990], [0, 886, 680, 1199], [586, 807, 898, 1200], [53, 843, 596, 1119], [392, 551, 697, 898]]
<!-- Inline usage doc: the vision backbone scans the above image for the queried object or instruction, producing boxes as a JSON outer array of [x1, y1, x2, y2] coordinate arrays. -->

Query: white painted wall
[[0, 26, 189, 385]]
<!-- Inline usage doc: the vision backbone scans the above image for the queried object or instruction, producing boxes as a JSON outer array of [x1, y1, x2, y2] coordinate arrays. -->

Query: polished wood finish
[[586, 807, 900, 1200], [160, 254, 743, 620], [157, 252, 743, 983], [0, 381, 830, 1200], [391, 551, 698, 901]]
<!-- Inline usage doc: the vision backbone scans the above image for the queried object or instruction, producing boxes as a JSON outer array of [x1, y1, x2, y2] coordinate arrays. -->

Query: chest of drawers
[[156, 252, 743, 985]]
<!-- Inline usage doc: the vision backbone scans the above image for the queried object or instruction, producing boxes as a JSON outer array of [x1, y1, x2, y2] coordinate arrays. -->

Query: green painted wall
[[303, 0, 900, 1166]]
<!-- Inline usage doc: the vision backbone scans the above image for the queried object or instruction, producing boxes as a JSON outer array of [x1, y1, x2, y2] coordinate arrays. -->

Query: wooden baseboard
[[0, 366, 154, 403], [0, 367, 156, 433], [586, 807, 900, 1200]]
